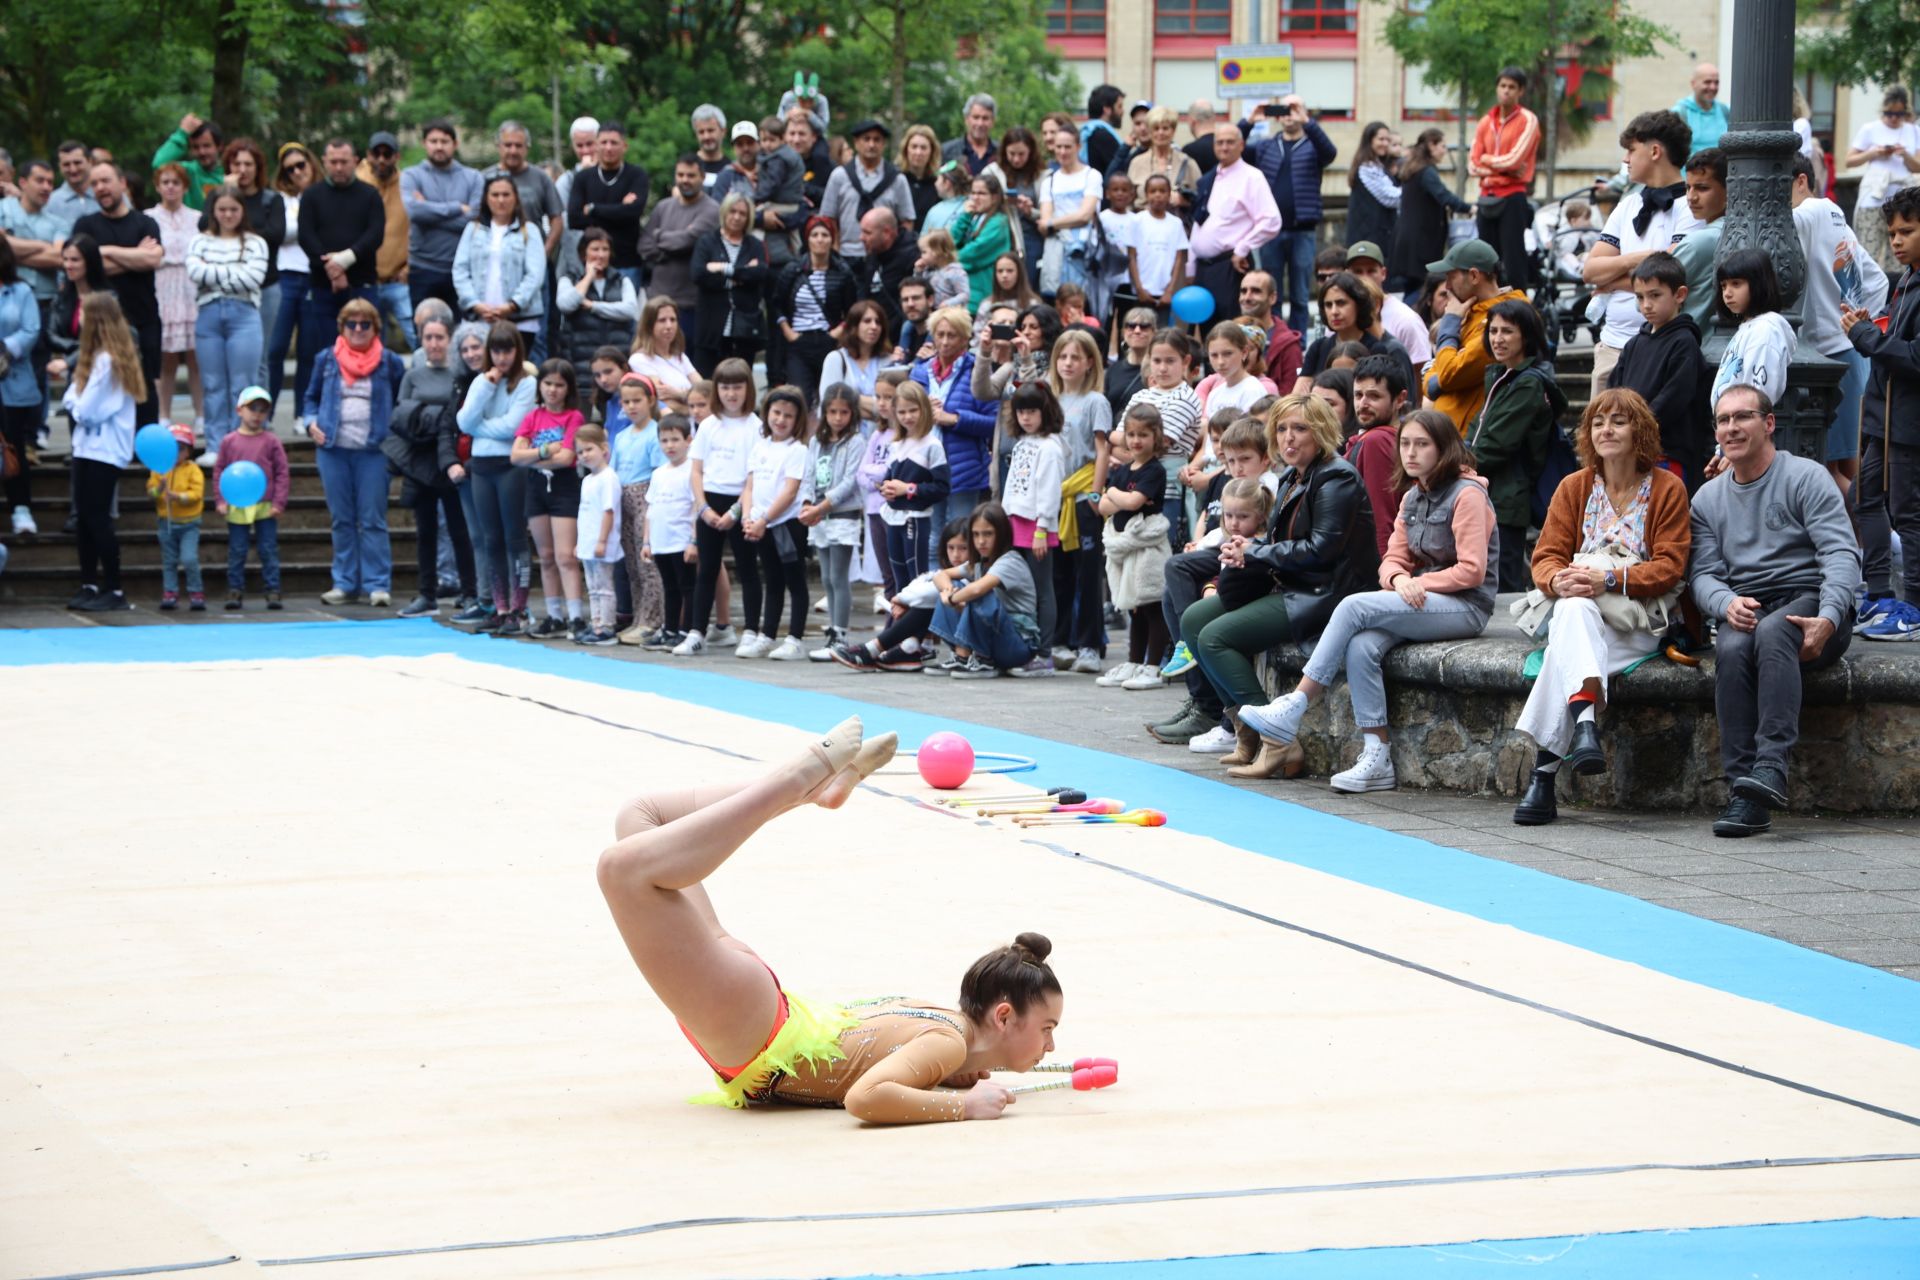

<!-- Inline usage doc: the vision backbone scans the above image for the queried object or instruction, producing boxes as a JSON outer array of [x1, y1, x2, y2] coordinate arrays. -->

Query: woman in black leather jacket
[[1178, 392, 1378, 779], [691, 192, 770, 376]]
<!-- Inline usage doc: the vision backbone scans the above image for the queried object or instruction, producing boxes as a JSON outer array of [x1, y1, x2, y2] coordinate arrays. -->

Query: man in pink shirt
[[1189, 123, 1282, 327]]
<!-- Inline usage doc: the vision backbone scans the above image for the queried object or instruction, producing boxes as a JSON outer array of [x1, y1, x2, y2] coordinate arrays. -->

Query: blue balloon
[[1171, 285, 1216, 325], [220, 460, 268, 508], [135, 423, 180, 475]]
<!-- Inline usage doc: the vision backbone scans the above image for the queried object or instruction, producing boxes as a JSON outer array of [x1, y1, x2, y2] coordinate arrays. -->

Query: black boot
[[1564, 719, 1607, 775], [1512, 767, 1559, 825]]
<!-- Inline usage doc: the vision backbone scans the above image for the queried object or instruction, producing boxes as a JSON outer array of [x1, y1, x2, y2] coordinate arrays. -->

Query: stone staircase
[[1, 439, 420, 601]]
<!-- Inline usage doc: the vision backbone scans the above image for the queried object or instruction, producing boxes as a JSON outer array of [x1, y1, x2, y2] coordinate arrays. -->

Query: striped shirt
[[186, 232, 269, 308]]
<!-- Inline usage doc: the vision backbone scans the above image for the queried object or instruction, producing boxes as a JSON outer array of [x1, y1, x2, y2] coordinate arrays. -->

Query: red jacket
[[1343, 422, 1399, 558], [1470, 105, 1540, 200]]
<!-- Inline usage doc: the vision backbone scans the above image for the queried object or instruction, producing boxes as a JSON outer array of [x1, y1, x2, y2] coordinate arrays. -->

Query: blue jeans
[[256, 282, 281, 390], [195, 298, 264, 455], [268, 274, 310, 411], [455, 476, 493, 609], [226, 516, 281, 592], [375, 281, 418, 351], [1275, 229, 1317, 331], [1825, 345, 1870, 462], [313, 446, 391, 593], [933, 487, 990, 538], [931, 588, 1034, 669], [157, 516, 202, 594], [1301, 589, 1488, 728], [883, 515, 932, 590], [299, 283, 375, 407]]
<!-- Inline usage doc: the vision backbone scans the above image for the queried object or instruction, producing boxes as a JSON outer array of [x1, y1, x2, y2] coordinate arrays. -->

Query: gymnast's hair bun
[[1012, 932, 1052, 963]]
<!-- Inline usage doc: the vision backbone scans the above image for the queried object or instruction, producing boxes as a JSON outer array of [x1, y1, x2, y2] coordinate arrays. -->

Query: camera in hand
[[989, 323, 1016, 340]]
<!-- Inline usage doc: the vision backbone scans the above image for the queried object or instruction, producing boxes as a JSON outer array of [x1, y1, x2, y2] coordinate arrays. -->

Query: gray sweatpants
[[1713, 591, 1852, 781]]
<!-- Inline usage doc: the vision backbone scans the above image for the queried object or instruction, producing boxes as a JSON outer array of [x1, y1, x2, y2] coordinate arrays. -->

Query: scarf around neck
[[333, 335, 385, 385], [1632, 182, 1688, 238]]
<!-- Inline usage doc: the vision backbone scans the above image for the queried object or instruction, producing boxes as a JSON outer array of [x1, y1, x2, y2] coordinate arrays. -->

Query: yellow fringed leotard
[[689, 996, 972, 1124]]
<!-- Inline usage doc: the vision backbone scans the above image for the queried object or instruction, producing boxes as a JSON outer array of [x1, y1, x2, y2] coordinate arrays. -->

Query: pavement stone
[[4, 602, 1916, 981]]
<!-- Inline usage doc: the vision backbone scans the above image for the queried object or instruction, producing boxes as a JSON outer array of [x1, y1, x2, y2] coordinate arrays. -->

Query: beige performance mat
[[3, 654, 1918, 1279]]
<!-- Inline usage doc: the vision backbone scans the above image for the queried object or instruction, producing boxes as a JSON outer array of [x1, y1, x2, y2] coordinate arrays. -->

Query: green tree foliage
[[1796, 0, 1920, 101]]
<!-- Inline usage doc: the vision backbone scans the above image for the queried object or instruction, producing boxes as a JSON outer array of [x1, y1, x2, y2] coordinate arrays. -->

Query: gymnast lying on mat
[[595, 715, 1063, 1123]]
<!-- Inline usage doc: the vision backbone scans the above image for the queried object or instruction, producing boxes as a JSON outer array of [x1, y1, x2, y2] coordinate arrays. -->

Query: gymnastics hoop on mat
[[873, 751, 1037, 776]]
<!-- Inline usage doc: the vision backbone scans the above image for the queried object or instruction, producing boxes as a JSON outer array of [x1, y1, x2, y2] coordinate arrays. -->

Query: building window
[[1797, 70, 1836, 135], [1156, 0, 1231, 36], [1048, 0, 1107, 37], [1279, 0, 1356, 32], [1294, 59, 1356, 119]]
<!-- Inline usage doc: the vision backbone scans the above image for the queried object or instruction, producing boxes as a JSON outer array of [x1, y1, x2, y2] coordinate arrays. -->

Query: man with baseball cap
[[710, 121, 764, 207], [1421, 238, 1526, 431], [1345, 241, 1431, 362], [356, 130, 415, 348], [819, 119, 915, 260]]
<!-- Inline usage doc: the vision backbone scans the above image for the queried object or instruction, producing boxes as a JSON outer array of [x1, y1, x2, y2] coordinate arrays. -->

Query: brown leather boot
[[1228, 739, 1305, 780], [1218, 709, 1261, 767]]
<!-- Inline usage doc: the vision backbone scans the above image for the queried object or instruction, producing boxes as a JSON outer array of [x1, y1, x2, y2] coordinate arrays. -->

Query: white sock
[[544, 595, 563, 620], [901, 636, 921, 653], [566, 598, 585, 621], [865, 639, 883, 655], [1576, 704, 1596, 724]]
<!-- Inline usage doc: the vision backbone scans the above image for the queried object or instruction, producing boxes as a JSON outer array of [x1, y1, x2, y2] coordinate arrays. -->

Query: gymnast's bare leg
[[595, 716, 895, 1067]]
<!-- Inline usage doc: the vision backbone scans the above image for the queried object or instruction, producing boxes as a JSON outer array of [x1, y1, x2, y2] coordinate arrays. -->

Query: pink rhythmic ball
[[916, 732, 976, 789]]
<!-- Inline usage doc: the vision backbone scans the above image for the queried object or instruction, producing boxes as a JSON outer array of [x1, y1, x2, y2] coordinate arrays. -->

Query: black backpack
[[845, 160, 902, 221]]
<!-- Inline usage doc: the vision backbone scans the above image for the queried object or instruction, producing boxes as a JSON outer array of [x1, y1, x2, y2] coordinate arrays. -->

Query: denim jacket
[[0, 282, 41, 408], [452, 219, 547, 321], [304, 348, 407, 448]]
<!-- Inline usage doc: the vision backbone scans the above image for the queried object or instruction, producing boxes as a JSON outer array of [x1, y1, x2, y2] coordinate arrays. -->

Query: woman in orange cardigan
[[1513, 388, 1690, 825]]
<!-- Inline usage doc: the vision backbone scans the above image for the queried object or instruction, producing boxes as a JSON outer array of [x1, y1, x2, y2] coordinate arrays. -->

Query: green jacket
[[153, 129, 225, 210], [1469, 358, 1567, 528], [953, 211, 1012, 316]]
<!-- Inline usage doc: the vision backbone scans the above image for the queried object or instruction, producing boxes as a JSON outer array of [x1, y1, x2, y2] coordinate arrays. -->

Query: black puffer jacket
[[1241, 454, 1379, 641]]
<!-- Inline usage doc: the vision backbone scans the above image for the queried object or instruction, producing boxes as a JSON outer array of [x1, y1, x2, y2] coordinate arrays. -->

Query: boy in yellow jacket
[[1422, 239, 1528, 432], [147, 423, 206, 610]]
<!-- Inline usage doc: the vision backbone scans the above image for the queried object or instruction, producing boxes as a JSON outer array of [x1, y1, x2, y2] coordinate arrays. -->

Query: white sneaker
[[812, 596, 826, 613], [1240, 691, 1308, 744], [707, 624, 739, 647], [10, 506, 36, 536], [1071, 647, 1104, 674], [320, 588, 351, 605], [729, 629, 761, 656], [1330, 738, 1397, 793], [194, 449, 218, 467], [1051, 646, 1076, 668], [743, 633, 779, 659], [670, 631, 706, 656], [872, 589, 889, 615], [1094, 662, 1139, 687], [368, 590, 391, 607], [1122, 666, 1167, 690], [1187, 724, 1235, 753], [767, 635, 806, 661]]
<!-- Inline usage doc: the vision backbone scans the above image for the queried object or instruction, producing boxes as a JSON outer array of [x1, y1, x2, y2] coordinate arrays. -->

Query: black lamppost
[[1708, 0, 1842, 458]]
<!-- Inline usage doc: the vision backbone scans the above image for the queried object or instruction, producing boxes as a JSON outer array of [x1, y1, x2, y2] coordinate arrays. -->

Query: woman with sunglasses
[[1846, 88, 1920, 277], [304, 296, 404, 606], [267, 143, 318, 410]]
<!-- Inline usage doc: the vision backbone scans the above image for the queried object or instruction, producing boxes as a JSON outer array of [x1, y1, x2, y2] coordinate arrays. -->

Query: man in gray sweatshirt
[[1690, 384, 1861, 837], [402, 120, 483, 315]]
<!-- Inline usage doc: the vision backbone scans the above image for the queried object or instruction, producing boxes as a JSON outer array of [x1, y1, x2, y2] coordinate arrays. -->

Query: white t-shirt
[[646, 458, 697, 555], [1850, 119, 1920, 210], [1099, 209, 1136, 289], [1597, 188, 1701, 348], [688, 413, 759, 493], [745, 435, 807, 524], [1794, 196, 1891, 357], [1710, 311, 1797, 409], [1131, 211, 1190, 296], [574, 466, 624, 562], [629, 350, 699, 400], [1199, 374, 1269, 417], [1042, 166, 1100, 251]]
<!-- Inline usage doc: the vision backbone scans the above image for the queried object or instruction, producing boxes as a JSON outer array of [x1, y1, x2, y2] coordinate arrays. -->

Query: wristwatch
[[1604, 569, 1619, 593]]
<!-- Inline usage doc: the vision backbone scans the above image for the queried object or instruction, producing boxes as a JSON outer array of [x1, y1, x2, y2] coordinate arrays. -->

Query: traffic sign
[[1216, 43, 1294, 100]]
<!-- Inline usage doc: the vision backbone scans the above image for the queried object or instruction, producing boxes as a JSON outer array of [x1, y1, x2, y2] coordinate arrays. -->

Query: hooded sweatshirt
[[1608, 312, 1713, 486], [1470, 358, 1568, 529]]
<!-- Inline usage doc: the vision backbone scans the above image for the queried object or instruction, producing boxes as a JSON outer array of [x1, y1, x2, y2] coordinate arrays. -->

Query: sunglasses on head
[[342, 319, 374, 331]]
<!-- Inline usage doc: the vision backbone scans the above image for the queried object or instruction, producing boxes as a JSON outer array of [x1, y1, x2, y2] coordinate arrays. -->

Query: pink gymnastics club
[[1009, 1063, 1119, 1095], [1033, 1057, 1118, 1076], [1018, 808, 1167, 827], [985, 796, 1123, 817]]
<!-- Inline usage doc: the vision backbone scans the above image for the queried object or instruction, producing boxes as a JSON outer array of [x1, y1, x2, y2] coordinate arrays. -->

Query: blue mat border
[[7, 617, 1918, 1056], [837, 1216, 1920, 1279]]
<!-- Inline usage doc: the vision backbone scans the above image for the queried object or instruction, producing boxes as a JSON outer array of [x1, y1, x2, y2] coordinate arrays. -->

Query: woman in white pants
[[1240, 410, 1498, 792], [1511, 389, 1691, 824]]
